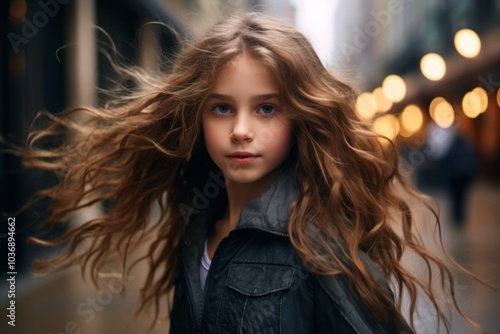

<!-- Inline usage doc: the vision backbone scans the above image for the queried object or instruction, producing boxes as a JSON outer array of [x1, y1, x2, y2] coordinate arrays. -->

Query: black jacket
[[170, 168, 410, 333]]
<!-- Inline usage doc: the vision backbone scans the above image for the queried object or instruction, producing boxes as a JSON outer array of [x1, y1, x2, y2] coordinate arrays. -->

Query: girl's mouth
[[226, 152, 259, 165]]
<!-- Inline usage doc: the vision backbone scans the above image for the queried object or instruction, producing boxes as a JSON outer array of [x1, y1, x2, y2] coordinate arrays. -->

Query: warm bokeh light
[[355, 92, 377, 121], [462, 91, 482, 118], [372, 87, 393, 112], [399, 104, 423, 137], [9, 0, 27, 21], [434, 100, 455, 128], [382, 75, 406, 102], [373, 114, 399, 140], [429, 97, 446, 120], [454, 29, 481, 58], [420, 53, 446, 81], [472, 87, 488, 113], [497, 89, 500, 108]]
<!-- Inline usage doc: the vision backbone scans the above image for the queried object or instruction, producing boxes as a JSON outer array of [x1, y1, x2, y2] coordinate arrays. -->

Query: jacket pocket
[[216, 261, 296, 334]]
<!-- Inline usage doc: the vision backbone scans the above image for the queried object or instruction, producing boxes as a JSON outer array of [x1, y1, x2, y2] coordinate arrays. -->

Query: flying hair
[[19, 12, 488, 333]]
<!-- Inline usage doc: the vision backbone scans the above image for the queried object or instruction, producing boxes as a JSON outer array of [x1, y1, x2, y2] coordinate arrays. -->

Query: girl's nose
[[230, 112, 254, 142]]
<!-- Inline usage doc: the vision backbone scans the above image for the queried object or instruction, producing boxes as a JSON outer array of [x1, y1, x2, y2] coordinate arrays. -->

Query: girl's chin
[[222, 168, 279, 186], [224, 174, 262, 185]]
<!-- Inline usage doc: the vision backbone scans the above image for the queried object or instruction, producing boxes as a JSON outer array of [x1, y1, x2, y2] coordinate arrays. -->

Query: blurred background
[[1, 0, 499, 333]]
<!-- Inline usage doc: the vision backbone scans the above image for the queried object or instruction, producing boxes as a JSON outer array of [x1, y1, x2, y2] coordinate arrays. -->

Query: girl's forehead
[[210, 54, 279, 94]]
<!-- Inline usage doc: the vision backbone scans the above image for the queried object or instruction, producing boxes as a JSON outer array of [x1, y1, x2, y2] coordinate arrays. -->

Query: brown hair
[[22, 12, 483, 332]]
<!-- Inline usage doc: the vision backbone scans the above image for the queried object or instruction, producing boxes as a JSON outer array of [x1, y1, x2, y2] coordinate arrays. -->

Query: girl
[[22, 12, 482, 333]]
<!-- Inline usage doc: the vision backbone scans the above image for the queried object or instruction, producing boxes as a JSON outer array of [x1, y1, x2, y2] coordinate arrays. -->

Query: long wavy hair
[[22, 12, 483, 333]]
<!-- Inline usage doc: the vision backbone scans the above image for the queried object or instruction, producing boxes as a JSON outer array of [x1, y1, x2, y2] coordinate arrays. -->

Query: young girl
[[23, 12, 482, 333]]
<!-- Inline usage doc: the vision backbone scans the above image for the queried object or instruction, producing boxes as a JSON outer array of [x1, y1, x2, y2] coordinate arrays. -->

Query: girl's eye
[[213, 105, 232, 114], [258, 105, 277, 115]]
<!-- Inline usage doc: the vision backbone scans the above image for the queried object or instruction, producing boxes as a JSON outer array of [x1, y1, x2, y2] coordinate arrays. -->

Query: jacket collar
[[236, 166, 299, 236]]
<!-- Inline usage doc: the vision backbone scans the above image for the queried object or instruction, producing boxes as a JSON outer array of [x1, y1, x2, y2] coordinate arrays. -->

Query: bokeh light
[[355, 92, 377, 121], [472, 87, 488, 113], [420, 53, 446, 81], [462, 91, 482, 118], [9, 0, 27, 21], [454, 29, 481, 58], [399, 104, 423, 137], [434, 99, 455, 128], [382, 75, 406, 102], [372, 87, 393, 112], [429, 97, 446, 121], [373, 114, 399, 140], [497, 89, 500, 108]]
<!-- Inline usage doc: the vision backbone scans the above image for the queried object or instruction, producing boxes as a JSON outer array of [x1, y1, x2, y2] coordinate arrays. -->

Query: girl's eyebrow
[[252, 93, 280, 101], [206, 93, 232, 101], [206, 93, 280, 102]]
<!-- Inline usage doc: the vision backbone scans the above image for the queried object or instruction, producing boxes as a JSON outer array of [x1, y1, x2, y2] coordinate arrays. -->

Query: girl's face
[[202, 53, 293, 185]]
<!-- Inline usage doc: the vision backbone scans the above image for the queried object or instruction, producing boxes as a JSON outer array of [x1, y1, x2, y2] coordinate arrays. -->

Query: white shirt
[[199, 239, 212, 291]]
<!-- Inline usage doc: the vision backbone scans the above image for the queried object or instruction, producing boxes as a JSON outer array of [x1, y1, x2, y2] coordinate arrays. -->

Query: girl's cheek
[[256, 127, 274, 147], [255, 127, 292, 155], [268, 116, 289, 132]]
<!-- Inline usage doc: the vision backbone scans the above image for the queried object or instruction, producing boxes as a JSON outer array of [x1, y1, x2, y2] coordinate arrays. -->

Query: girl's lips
[[226, 153, 259, 165]]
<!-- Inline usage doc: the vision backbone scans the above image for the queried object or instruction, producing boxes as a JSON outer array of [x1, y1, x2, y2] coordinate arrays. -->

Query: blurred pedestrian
[[417, 123, 478, 229]]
